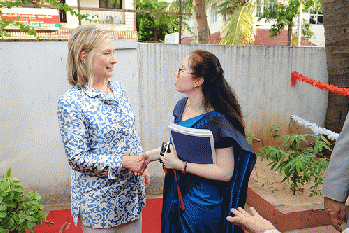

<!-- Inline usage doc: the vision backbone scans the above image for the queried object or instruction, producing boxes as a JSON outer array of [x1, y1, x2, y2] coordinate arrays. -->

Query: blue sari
[[161, 97, 256, 233]]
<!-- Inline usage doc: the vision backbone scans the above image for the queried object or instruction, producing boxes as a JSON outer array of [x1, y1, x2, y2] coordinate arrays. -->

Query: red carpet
[[30, 198, 163, 233], [141, 198, 163, 233]]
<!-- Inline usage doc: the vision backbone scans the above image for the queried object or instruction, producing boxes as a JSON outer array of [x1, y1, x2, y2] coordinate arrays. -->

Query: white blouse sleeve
[[57, 98, 122, 179]]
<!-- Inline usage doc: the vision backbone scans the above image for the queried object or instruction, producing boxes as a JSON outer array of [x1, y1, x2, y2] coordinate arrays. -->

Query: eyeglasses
[[178, 68, 195, 75]]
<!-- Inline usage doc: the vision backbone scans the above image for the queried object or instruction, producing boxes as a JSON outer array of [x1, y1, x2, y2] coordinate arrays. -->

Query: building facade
[[0, 0, 137, 40]]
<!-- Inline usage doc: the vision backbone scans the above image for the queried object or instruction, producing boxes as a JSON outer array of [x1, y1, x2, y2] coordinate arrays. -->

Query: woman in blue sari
[[143, 50, 256, 233]]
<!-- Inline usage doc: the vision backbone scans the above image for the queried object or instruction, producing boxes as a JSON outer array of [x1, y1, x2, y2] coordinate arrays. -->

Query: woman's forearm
[[181, 162, 233, 182], [67, 149, 122, 178], [163, 147, 235, 182], [145, 148, 162, 162]]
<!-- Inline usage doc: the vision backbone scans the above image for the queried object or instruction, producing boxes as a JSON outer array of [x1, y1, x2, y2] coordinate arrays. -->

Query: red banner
[[291, 71, 349, 96], [0, 12, 59, 24]]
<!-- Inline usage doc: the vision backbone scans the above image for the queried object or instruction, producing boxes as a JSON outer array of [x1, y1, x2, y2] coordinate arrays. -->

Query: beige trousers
[[79, 214, 142, 233]]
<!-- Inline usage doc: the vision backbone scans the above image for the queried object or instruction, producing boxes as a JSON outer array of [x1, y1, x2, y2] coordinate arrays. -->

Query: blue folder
[[168, 123, 216, 164]]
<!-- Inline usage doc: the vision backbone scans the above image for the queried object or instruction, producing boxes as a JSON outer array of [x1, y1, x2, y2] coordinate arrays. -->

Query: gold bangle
[[182, 161, 188, 174]]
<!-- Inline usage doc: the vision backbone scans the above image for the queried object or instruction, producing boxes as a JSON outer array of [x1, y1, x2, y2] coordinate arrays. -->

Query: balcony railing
[[1, 28, 137, 40]]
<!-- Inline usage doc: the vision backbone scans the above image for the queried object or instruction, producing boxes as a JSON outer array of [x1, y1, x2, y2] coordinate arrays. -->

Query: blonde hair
[[67, 25, 110, 88]]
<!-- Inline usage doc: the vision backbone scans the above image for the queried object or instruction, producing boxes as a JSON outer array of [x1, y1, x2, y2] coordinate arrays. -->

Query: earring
[[80, 51, 86, 64]]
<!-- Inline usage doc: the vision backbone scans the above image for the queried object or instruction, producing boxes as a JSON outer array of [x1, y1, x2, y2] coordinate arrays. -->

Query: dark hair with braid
[[189, 50, 245, 136]]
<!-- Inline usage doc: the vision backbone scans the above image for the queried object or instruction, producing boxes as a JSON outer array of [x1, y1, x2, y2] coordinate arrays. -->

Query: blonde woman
[[57, 25, 149, 233]]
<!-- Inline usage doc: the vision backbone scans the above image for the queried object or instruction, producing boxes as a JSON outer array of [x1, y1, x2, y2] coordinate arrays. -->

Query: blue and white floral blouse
[[57, 81, 145, 228]]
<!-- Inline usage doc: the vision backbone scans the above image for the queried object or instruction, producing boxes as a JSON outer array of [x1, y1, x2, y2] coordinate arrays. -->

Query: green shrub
[[255, 124, 331, 197], [246, 132, 259, 145], [0, 168, 52, 233]]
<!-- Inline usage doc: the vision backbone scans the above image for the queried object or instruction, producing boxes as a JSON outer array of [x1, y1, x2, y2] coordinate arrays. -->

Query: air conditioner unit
[[113, 15, 122, 24], [105, 15, 113, 24]]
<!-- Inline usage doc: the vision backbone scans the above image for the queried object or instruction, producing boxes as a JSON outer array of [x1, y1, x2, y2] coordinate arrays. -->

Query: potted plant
[[0, 168, 52, 233]]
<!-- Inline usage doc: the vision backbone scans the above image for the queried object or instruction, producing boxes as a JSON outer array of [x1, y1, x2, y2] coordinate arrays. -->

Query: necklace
[[104, 83, 109, 95], [104, 83, 113, 96]]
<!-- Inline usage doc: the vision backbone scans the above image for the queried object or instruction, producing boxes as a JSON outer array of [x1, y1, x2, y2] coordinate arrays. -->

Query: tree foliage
[[136, 0, 179, 42], [167, 0, 194, 14], [167, 0, 210, 44], [216, 0, 256, 45], [259, 0, 322, 45], [168, 0, 256, 45], [214, 0, 322, 45]]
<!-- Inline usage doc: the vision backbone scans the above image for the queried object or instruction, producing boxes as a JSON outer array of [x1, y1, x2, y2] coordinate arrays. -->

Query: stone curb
[[246, 184, 349, 232]]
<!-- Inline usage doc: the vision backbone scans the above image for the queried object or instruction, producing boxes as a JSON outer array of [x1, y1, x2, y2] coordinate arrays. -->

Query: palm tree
[[194, 0, 210, 44], [323, 0, 349, 133], [215, 0, 256, 45], [169, 0, 256, 45]]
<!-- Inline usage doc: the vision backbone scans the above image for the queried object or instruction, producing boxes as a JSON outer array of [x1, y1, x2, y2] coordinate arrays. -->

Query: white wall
[[138, 44, 328, 133], [0, 41, 328, 204], [207, 5, 224, 34], [137, 44, 328, 194], [310, 25, 325, 47], [65, 0, 79, 28]]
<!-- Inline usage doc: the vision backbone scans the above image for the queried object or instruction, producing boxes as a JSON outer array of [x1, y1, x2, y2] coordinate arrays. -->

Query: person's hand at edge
[[324, 197, 347, 232], [226, 207, 277, 233]]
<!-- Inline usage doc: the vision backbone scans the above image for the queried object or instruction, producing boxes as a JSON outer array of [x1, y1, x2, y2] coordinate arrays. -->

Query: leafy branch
[[217, 0, 256, 45], [256, 124, 331, 196], [0, 168, 52, 232], [258, 0, 322, 46]]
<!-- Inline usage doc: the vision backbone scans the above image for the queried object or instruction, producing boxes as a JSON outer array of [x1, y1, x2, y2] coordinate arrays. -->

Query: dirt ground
[[249, 156, 325, 206]]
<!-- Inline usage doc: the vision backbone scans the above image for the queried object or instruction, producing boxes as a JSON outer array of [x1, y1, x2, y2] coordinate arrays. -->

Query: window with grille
[[256, 0, 275, 18], [211, 7, 218, 24], [100, 0, 122, 9], [59, 0, 67, 23], [309, 11, 323, 25]]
